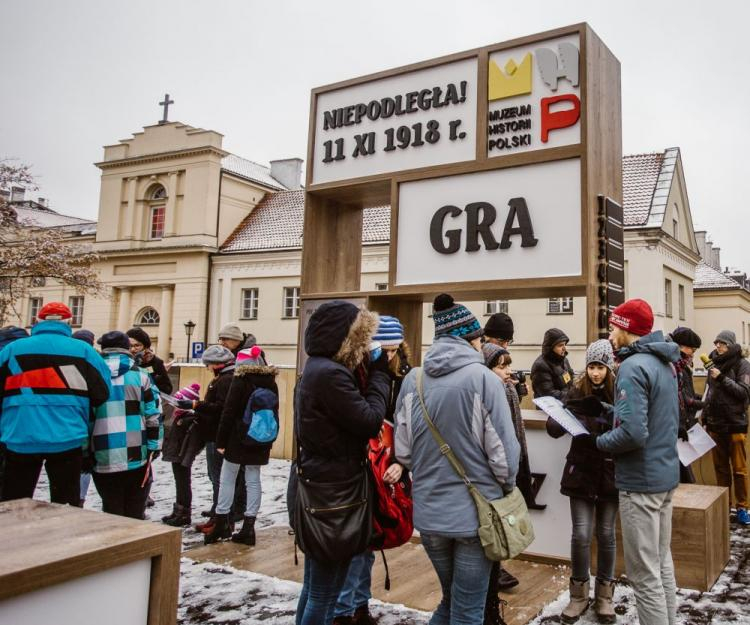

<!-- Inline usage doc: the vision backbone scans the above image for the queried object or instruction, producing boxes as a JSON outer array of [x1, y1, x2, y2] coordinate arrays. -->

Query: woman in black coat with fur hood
[[294, 301, 391, 625], [204, 345, 279, 545]]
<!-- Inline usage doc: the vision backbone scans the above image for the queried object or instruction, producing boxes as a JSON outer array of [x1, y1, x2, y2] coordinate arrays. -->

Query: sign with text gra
[[396, 159, 581, 286]]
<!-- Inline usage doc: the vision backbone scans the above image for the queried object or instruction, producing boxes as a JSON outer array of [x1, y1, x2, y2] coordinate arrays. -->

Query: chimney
[[10, 186, 25, 202], [694, 231, 707, 259], [37, 197, 47, 207], [270, 158, 303, 190], [712, 247, 721, 270]]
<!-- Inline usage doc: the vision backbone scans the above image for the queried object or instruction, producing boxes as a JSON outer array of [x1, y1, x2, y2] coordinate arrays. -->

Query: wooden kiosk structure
[[298, 22, 730, 593], [300, 23, 622, 359]]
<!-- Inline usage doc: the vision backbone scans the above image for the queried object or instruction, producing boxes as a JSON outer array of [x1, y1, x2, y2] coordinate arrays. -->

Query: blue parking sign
[[191, 342, 205, 359]]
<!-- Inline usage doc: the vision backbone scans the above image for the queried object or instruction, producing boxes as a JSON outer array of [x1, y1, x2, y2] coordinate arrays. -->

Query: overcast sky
[[2, 0, 748, 269]]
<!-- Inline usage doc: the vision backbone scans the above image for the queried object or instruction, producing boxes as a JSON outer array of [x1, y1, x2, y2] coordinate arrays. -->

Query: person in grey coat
[[395, 294, 520, 625], [593, 299, 680, 625]]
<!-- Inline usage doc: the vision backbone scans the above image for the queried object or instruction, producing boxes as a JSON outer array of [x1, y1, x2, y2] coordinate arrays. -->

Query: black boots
[[163, 504, 191, 527], [204, 514, 232, 545], [231, 516, 256, 545]]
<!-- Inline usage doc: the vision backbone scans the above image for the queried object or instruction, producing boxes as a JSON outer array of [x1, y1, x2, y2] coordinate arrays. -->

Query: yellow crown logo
[[488, 53, 532, 101]]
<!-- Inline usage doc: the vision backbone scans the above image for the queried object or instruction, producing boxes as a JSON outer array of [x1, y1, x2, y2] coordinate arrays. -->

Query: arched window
[[147, 184, 167, 239], [137, 307, 160, 325]]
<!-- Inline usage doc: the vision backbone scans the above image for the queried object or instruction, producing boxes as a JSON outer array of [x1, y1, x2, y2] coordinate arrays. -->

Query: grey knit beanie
[[201, 344, 236, 365], [586, 339, 614, 370], [715, 330, 737, 346], [218, 323, 244, 342]]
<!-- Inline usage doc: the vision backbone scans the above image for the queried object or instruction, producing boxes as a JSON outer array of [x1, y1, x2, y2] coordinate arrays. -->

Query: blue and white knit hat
[[372, 315, 404, 348], [432, 294, 483, 342]]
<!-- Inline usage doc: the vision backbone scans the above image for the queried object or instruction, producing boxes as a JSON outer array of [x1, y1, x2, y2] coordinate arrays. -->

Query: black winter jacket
[[546, 385, 617, 502], [137, 351, 173, 395], [162, 412, 203, 467], [705, 345, 750, 434], [531, 328, 575, 401], [216, 363, 279, 466], [295, 305, 390, 482], [675, 354, 703, 435], [194, 366, 235, 443]]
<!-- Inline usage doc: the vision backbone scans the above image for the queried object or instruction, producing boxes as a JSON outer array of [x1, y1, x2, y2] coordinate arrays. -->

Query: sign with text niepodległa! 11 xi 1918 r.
[[311, 58, 478, 185]]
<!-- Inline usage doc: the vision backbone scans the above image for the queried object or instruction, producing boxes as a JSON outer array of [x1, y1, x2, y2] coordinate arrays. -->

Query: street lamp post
[[184, 320, 196, 362]]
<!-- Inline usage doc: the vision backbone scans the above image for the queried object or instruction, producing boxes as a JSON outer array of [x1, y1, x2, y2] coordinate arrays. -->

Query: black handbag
[[293, 461, 373, 563]]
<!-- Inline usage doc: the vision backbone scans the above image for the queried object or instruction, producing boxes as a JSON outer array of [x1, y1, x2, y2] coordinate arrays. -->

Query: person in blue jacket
[[0, 302, 111, 506], [593, 299, 680, 625]]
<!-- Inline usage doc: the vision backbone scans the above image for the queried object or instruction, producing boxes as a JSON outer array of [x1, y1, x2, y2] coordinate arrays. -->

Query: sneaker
[[737, 508, 750, 525]]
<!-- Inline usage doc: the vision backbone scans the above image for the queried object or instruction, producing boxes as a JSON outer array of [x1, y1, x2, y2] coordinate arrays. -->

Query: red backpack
[[368, 442, 414, 551]]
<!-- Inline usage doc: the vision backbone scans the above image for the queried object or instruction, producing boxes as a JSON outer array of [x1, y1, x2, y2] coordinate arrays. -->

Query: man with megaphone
[[702, 330, 750, 526]]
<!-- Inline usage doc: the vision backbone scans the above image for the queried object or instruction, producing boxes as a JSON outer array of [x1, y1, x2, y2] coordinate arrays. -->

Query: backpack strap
[[415, 368, 473, 487]]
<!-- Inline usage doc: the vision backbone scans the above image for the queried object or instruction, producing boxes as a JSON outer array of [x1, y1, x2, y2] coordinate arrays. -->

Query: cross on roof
[[158, 93, 174, 125]]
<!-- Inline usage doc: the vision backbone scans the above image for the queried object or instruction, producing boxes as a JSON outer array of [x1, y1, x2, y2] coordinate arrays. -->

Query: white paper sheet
[[159, 391, 180, 407], [532, 396, 589, 437], [676, 423, 716, 466]]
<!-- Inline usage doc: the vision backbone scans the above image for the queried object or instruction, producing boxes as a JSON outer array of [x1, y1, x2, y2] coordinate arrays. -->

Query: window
[[678, 284, 685, 320], [672, 218, 678, 239], [485, 300, 509, 316], [665, 279, 673, 317], [241, 288, 259, 320], [150, 185, 167, 201], [150, 206, 165, 239], [69, 296, 84, 326], [28, 297, 42, 325], [375, 283, 388, 291], [548, 297, 574, 314], [283, 287, 300, 319], [137, 307, 160, 325]]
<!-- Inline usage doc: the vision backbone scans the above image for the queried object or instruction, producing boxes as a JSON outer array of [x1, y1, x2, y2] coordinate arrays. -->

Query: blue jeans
[[296, 555, 352, 625], [216, 462, 261, 517], [205, 442, 246, 515], [334, 550, 375, 617], [421, 534, 493, 625], [570, 497, 618, 581]]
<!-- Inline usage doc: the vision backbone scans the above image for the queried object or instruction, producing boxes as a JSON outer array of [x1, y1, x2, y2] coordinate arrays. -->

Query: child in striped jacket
[[90, 331, 161, 519]]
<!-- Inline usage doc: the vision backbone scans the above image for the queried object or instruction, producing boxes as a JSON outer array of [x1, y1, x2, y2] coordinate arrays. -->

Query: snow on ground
[[37, 459, 750, 624]]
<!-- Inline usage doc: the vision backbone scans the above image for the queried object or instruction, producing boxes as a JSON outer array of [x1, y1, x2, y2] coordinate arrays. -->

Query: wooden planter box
[[0, 499, 181, 625]]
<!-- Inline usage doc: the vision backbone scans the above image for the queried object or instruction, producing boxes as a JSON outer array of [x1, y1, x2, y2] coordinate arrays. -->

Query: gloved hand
[[678, 427, 689, 442], [176, 399, 194, 409], [575, 432, 599, 448], [369, 350, 390, 375]]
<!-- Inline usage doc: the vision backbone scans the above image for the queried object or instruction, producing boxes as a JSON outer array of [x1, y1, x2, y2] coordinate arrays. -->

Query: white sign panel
[[396, 158, 581, 286], [312, 58, 478, 185], [487, 34, 581, 156]]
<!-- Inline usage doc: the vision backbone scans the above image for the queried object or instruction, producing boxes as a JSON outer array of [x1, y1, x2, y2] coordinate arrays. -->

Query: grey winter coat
[[394, 335, 521, 538], [597, 331, 680, 494]]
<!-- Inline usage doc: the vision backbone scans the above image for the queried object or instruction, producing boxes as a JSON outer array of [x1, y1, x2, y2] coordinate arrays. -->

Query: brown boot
[[594, 578, 616, 623], [561, 578, 590, 623]]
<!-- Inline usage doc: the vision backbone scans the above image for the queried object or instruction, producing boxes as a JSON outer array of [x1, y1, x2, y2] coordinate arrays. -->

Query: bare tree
[[0, 160, 103, 326]]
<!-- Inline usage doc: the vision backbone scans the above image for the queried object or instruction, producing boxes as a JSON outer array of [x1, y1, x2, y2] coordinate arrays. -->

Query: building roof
[[221, 154, 288, 191], [693, 260, 744, 291], [622, 147, 678, 228], [221, 189, 389, 252], [10, 201, 97, 234]]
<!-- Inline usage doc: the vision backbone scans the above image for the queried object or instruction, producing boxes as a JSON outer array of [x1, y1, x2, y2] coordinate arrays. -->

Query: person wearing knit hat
[[126, 327, 172, 395], [432, 293, 483, 345], [98, 330, 131, 351], [549, 338, 617, 623], [72, 329, 95, 346], [704, 327, 750, 525], [217, 323, 245, 355], [161, 381, 203, 527], [393, 299, 520, 623], [372, 315, 405, 348], [202, 345, 236, 365], [668, 327, 704, 485], [484, 312, 514, 347], [482, 342, 508, 370], [596, 298, 681, 624]]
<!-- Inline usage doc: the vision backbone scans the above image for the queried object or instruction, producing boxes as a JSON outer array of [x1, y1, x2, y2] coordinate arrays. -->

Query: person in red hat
[[590, 298, 681, 625], [0, 302, 111, 506]]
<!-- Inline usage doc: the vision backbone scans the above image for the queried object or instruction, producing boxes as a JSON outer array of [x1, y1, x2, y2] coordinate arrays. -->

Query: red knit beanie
[[609, 299, 654, 336]]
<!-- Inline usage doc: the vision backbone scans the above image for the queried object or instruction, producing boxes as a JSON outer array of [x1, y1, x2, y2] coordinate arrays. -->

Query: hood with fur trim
[[333, 308, 379, 370], [235, 363, 279, 377]]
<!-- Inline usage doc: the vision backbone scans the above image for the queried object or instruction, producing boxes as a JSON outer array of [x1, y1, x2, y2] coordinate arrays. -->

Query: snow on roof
[[221, 154, 287, 191], [11, 202, 96, 232], [693, 260, 745, 291], [622, 147, 679, 228], [221, 189, 389, 252]]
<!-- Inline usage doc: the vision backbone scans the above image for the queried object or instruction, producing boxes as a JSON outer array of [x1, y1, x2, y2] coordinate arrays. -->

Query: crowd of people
[[1, 294, 749, 625]]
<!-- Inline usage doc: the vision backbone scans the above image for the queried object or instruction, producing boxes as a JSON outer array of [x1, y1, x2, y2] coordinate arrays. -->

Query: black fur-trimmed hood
[[234, 364, 279, 377]]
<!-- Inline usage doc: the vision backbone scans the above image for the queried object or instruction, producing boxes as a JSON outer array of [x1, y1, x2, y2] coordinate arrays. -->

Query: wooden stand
[[0, 499, 182, 625], [601, 484, 729, 591]]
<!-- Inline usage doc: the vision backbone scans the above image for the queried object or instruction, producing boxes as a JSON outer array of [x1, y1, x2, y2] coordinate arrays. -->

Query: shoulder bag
[[415, 367, 534, 561]]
